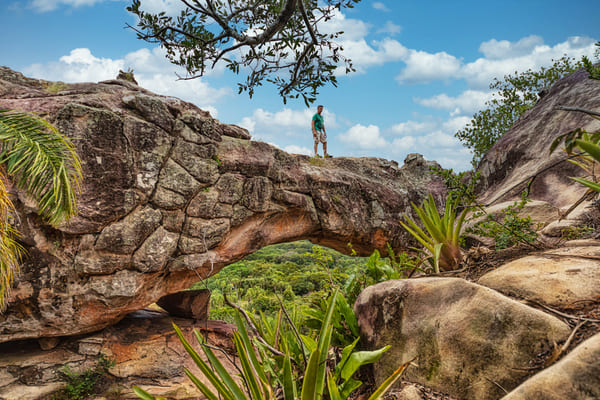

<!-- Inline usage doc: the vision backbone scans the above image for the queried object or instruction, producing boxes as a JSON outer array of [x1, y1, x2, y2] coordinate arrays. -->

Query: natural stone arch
[[0, 67, 445, 342]]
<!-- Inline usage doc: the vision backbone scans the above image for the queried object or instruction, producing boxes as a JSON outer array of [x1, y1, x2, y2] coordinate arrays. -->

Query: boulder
[[501, 333, 600, 400], [0, 309, 236, 400], [0, 67, 446, 342], [477, 69, 600, 210], [156, 289, 211, 320], [478, 245, 600, 308], [354, 278, 571, 400]]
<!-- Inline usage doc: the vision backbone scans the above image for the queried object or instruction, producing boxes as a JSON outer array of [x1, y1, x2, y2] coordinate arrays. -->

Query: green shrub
[[52, 355, 115, 400], [582, 41, 600, 80], [467, 194, 541, 250]]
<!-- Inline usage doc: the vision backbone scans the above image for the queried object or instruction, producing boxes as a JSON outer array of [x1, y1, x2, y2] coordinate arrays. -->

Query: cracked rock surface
[[0, 67, 445, 342]]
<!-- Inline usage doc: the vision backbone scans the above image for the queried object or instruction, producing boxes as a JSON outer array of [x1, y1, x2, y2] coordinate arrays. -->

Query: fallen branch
[[523, 299, 600, 323]]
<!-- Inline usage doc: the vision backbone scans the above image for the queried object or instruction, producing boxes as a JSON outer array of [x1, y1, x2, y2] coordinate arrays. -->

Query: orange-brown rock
[[0, 67, 445, 342], [0, 309, 236, 400]]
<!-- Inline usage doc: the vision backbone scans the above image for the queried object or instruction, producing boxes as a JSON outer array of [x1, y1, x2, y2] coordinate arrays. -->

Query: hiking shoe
[[314, 154, 322, 158], [324, 154, 333, 158]]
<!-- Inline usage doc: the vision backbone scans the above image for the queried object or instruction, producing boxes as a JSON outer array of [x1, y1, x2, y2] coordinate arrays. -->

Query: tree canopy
[[127, 0, 362, 104]]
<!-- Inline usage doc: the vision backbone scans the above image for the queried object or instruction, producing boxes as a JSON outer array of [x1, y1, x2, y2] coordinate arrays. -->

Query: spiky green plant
[[0, 109, 82, 312], [400, 194, 468, 272], [133, 291, 408, 400]]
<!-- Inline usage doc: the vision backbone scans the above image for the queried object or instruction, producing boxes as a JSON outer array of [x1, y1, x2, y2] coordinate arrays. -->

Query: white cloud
[[372, 2, 390, 12], [442, 116, 471, 134], [238, 107, 337, 142], [479, 35, 545, 60], [23, 47, 230, 113], [396, 50, 462, 84], [415, 90, 493, 115], [26, 48, 123, 82], [377, 21, 402, 36], [27, 0, 106, 12], [284, 145, 312, 156], [340, 124, 388, 149], [391, 120, 437, 135], [136, 0, 186, 15], [338, 38, 407, 74], [320, 9, 370, 41], [391, 136, 416, 151], [395, 35, 598, 89]]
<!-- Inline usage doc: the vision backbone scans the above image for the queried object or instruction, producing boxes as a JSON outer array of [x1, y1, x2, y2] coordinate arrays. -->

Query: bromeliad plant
[[133, 291, 408, 400], [400, 194, 468, 273]]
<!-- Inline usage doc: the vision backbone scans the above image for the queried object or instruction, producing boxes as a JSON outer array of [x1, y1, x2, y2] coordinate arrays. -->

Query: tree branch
[[556, 105, 600, 120], [297, 0, 319, 45], [224, 295, 286, 357]]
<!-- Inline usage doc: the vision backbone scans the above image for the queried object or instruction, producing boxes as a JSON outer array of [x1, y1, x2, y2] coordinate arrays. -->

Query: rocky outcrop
[[353, 278, 571, 400], [477, 69, 600, 209], [0, 67, 445, 342], [501, 333, 600, 400], [0, 309, 236, 400], [156, 289, 211, 319], [478, 241, 600, 308]]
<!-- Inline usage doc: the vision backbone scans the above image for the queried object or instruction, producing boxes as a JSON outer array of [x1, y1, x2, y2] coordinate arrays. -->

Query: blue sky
[[1, 0, 599, 171]]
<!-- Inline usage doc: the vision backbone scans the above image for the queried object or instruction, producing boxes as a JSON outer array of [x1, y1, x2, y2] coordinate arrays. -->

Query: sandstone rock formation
[[501, 333, 600, 400], [0, 309, 236, 400], [156, 289, 211, 319], [478, 241, 600, 308], [354, 278, 571, 400], [0, 67, 445, 342], [477, 69, 600, 210]]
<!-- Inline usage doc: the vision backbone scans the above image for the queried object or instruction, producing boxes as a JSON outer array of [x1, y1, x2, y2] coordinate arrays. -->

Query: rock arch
[[0, 67, 445, 342]]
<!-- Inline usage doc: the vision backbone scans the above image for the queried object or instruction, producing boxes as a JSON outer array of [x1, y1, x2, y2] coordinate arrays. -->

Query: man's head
[[317, 105, 323, 114]]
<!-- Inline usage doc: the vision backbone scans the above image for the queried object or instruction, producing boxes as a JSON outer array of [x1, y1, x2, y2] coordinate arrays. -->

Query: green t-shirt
[[312, 113, 324, 131]]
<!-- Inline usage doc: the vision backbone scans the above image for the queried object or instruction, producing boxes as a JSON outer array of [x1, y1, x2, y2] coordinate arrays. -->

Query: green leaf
[[233, 332, 263, 399], [172, 323, 236, 400], [367, 361, 411, 400], [339, 378, 362, 399], [326, 371, 343, 400], [340, 345, 391, 381], [571, 177, 600, 192], [335, 338, 359, 378], [282, 354, 296, 400], [301, 349, 320, 400], [184, 369, 221, 400], [194, 330, 247, 400], [576, 139, 600, 162], [133, 386, 157, 400]]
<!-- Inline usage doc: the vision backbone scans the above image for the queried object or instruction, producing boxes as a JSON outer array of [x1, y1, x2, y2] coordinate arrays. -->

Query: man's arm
[[312, 119, 317, 135]]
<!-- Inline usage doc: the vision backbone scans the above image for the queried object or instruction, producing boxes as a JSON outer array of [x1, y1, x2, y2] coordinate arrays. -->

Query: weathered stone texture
[[354, 278, 570, 400], [0, 67, 444, 342]]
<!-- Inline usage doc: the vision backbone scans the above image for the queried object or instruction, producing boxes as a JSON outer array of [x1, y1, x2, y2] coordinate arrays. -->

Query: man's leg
[[314, 141, 318, 156], [323, 142, 328, 156]]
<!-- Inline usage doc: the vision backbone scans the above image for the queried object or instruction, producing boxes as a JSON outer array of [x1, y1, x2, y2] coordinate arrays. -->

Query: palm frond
[[0, 171, 25, 312], [0, 109, 82, 225]]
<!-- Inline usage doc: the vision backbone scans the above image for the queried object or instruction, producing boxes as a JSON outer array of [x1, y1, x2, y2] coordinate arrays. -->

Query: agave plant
[[0, 109, 81, 311], [400, 194, 468, 272], [133, 291, 408, 400]]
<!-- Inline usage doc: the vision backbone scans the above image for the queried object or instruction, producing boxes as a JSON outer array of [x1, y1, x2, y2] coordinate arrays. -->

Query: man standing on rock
[[312, 105, 331, 158]]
